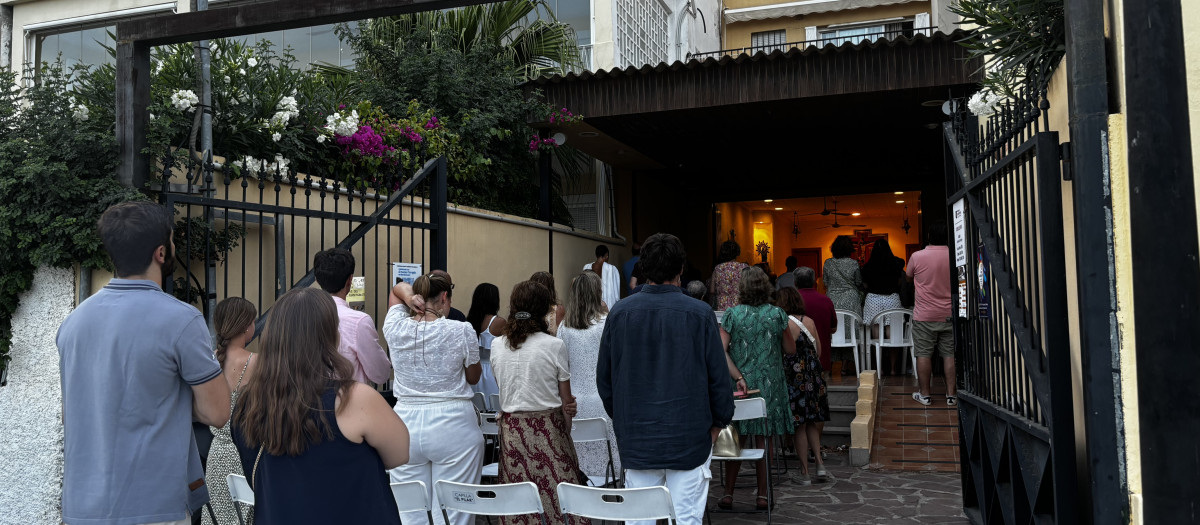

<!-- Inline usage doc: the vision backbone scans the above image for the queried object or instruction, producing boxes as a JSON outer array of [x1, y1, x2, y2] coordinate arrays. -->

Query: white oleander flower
[[72, 104, 89, 122], [968, 89, 1005, 117], [238, 68, 246, 76], [316, 134, 327, 144], [247, 57, 258, 68], [170, 89, 199, 112], [210, 42, 219, 55], [323, 110, 359, 137], [223, 76, 231, 83], [149, 113, 156, 121], [271, 132, 282, 142]]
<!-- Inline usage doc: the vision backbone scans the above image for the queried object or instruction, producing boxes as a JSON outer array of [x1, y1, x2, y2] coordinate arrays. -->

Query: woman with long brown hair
[[203, 297, 257, 525], [491, 280, 584, 525], [383, 275, 483, 525], [529, 271, 566, 335], [232, 287, 409, 524], [556, 271, 620, 481]]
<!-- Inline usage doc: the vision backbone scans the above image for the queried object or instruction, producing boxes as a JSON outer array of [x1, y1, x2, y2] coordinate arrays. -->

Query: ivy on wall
[[0, 63, 143, 380]]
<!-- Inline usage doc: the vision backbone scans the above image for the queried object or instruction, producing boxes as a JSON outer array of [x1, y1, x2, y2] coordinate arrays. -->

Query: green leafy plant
[[0, 63, 142, 379], [952, 0, 1066, 95]]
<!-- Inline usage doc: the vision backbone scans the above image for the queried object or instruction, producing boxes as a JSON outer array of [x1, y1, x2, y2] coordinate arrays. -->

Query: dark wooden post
[[115, 40, 150, 190], [430, 157, 448, 272]]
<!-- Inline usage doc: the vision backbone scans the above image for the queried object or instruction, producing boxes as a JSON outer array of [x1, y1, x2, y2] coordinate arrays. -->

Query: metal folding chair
[[226, 474, 254, 525], [390, 480, 435, 525], [557, 483, 676, 524], [433, 480, 547, 525]]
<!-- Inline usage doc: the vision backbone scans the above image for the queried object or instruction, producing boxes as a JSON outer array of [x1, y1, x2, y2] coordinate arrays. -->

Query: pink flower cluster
[[424, 116, 440, 130], [548, 107, 580, 124], [529, 134, 558, 152], [400, 126, 423, 144], [336, 125, 395, 159]]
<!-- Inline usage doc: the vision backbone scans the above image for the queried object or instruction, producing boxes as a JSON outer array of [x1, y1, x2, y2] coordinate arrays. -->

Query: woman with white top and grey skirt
[[384, 275, 483, 525]]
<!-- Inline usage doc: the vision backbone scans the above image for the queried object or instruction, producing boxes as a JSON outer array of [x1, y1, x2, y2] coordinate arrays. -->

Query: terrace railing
[[689, 26, 936, 61]]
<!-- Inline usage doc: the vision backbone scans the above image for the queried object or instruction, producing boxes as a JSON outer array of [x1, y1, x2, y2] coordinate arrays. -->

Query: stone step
[[822, 425, 851, 448], [828, 404, 856, 428], [827, 385, 858, 407]]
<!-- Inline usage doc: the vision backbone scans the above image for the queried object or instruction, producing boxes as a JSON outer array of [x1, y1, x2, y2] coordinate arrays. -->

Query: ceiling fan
[[815, 200, 866, 229], [800, 197, 853, 217]]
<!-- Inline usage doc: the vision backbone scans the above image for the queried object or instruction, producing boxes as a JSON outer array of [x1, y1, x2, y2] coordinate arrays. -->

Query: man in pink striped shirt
[[314, 248, 393, 385]]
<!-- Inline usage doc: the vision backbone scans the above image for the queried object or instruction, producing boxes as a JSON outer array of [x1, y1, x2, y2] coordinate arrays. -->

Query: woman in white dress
[[465, 283, 506, 401], [383, 275, 483, 525], [556, 271, 621, 483]]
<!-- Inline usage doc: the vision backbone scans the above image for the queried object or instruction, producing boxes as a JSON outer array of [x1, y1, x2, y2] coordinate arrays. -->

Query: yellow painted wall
[[724, 2, 932, 50], [1184, 0, 1200, 268]]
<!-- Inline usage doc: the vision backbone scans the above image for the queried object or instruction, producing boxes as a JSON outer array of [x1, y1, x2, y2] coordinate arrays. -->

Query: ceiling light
[[896, 200, 905, 203], [851, 212, 861, 216], [774, 207, 783, 210], [578, 131, 600, 137], [921, 99, 946, 107], [763, 199, 773, 203], [894, 191, 904, 195]]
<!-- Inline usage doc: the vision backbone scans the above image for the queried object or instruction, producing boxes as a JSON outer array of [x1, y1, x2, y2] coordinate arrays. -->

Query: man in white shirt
[[313, 248, 392, 385], [585, 244, 621, 309]]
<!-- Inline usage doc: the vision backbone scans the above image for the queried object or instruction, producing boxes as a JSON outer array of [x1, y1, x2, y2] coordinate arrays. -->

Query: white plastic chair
[[571, 417, 618, 487], [471, 392, 488, 413], [708, 397, 773, 524], [433, 480, 547, 525], [226, 474, 254, 525], [478, 412, 500, 479], [488, 394, 500, 413], [831, 309, 865, 376], [390, 480, 434, 525], [867, 308, 916, 378], [557, 483, 676, 523]]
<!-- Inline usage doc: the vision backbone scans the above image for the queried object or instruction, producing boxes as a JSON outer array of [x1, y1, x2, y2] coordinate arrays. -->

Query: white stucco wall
[[0, 266, 73, 525]]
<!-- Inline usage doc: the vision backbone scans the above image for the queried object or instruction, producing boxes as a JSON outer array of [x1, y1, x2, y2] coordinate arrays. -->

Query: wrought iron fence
[[159, 154, 447, 337], [689, 26, 936, 61], [944, 83, 1078, 523]]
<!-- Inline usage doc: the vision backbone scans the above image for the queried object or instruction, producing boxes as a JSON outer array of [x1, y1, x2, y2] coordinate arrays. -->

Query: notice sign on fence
[[953, 199, 968, 267], [957, 265, 970, 319], [392, 262, 423, 286], [348, 276, 366, 310]]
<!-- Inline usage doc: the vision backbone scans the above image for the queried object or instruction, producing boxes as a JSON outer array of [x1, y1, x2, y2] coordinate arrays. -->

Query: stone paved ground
[[703, 451, 968, 524]]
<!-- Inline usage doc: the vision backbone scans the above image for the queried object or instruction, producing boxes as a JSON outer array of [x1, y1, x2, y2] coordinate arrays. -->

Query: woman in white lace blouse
[[383, 275, 482, 525], [557, 271, 621, 483]]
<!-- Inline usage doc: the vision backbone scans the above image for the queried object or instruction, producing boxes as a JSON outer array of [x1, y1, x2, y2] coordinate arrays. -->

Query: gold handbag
[[712, 424, 742, 457]]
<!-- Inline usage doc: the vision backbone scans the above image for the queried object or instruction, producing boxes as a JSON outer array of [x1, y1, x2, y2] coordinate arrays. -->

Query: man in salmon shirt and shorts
[[907, 222, 955, 406]]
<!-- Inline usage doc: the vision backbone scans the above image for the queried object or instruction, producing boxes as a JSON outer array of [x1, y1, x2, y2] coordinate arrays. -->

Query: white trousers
[[389, 399, 484, 525], [624, 457, 712, 525]]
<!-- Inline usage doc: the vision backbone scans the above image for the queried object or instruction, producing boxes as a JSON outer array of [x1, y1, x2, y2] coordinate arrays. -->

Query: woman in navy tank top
[[232, 287, 411, 524]]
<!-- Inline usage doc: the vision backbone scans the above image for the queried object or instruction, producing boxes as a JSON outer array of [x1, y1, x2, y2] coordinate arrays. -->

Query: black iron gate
[[159, 155, 448, 334], [943, 86, 1078, 524]]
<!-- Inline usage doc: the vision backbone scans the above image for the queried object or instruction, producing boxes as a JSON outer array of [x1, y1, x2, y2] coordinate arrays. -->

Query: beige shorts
[[912, 320, 954, 358]]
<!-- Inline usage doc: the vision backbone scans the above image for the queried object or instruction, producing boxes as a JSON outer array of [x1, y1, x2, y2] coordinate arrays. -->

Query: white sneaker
[[791, 472, 812, 486], [912, 392, 931, 406]]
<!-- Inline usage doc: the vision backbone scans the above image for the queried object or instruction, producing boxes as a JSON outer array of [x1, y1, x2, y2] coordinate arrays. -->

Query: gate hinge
[[1059, 142, 1073, 181]]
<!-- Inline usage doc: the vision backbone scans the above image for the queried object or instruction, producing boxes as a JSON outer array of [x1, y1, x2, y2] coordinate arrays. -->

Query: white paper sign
[[391, 262, 423, 286], [953, 199, 968, 267]]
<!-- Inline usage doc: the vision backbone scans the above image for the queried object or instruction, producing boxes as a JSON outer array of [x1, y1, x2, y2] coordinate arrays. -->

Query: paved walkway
[[704, 451, 968, 524]]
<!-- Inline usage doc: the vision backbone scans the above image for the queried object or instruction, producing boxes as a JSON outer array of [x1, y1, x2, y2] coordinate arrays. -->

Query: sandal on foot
[[947, 396, 958, 406], [756, 496, 770, 511], [717, 495, 733, 510]]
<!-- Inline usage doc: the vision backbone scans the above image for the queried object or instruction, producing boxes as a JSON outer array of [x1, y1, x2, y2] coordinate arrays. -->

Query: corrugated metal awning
[[724, 0, 920, 23]]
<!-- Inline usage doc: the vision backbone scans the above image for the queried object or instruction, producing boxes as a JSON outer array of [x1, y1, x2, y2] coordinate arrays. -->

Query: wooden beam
[[115, 40, 150, 190], [116, 0, 496, 46]]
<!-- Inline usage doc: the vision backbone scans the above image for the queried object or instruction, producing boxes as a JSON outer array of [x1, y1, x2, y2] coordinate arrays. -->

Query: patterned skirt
[[783, 347, 831, 424], [498, 409, 590, 525], [863, 293, 903, 327]]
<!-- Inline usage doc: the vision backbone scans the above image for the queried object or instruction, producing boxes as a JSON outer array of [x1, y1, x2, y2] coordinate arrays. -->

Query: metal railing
[[689, 26, 936, 61]]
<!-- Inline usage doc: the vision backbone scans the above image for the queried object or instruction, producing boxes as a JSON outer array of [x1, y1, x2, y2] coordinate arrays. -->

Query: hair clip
[[514, 311, 532, 320]]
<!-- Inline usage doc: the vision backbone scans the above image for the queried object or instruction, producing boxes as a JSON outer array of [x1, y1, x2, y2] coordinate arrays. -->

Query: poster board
[[391, 262, 423, 286], [347, 276, 366, 311]]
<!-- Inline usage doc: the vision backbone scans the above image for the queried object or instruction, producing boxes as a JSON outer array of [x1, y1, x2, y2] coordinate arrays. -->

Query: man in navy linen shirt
[[598, 232, 735, 525], [57, 202, 231, 525]]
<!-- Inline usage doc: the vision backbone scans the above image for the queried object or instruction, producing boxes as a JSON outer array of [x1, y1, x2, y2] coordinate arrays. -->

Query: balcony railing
[[689, 26, 937, 62], [565, 44, 593, 74]]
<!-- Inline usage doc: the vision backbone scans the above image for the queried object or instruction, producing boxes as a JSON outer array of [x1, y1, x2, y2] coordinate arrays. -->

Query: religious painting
[[850, 229, 888, 266]]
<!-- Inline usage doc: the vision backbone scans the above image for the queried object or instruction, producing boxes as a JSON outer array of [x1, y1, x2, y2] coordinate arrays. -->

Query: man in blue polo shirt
[[57, 201, 231, 525], [598, 232, 734, 525]]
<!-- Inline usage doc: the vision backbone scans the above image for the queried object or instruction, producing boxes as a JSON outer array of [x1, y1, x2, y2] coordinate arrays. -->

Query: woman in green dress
[[718, 266, 797, 511]]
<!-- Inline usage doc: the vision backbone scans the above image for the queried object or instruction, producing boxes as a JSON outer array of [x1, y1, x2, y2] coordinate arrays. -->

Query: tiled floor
[[869, 374, 960, 472]]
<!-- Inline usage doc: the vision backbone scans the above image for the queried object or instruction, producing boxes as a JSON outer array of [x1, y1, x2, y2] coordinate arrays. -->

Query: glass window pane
[[283, 28, 310, 64], [40, 34, 59, 65], [557, 0, 590, 45], [310, 24, 340, 66], [82, 27, 109, 66], [57, 30, 83, 65], [258, 30, 284, 56]]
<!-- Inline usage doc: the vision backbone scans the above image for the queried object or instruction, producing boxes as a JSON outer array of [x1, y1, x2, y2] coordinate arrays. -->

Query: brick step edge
[[821, 426, 851, 435]]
